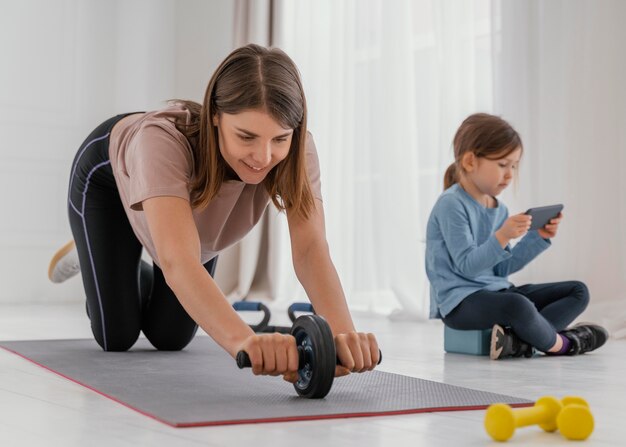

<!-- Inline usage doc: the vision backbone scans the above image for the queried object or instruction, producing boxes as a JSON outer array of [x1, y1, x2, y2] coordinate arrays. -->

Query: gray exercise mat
[[0, 337, 531, 427]]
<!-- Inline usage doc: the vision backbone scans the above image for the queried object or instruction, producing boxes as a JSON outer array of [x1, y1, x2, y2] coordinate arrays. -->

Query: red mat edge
[[0, 343, 533, 429]]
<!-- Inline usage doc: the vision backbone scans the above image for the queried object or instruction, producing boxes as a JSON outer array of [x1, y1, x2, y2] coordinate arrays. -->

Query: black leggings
[[67, 114, 216, 352], [442, 281, 590, 352]]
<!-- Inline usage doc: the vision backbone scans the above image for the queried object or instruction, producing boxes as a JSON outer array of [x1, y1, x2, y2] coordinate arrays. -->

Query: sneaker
[[490, 324, 534, 360], [561, 323, 609, 355], [48, 240, 81, 283]]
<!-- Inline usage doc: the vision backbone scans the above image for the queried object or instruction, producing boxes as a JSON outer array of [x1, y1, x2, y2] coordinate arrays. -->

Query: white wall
[[0, 0, 234, 303]]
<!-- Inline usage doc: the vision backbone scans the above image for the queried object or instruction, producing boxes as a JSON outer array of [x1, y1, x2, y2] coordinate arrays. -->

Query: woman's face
[[213, 109, 293, 184]]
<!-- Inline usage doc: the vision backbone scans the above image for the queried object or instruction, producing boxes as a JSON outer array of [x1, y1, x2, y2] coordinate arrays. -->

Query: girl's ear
[[461, 152, 476, 172], [212, 114, 219, 127]]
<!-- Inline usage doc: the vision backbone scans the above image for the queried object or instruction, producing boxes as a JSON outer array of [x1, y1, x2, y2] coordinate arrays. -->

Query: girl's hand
[[238, 333, 300, 383], [496, 213, 532, 243], [537, 212, 563, 239], [334, 332, 380, 377]]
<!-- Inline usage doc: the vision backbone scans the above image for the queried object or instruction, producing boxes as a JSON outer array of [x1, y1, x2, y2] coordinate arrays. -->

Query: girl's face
[[468, 147, 522, 196], [213, 109, 293, 184]]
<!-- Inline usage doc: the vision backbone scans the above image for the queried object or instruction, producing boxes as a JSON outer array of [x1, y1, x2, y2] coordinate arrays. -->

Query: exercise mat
[[0, 338, 531, 427]]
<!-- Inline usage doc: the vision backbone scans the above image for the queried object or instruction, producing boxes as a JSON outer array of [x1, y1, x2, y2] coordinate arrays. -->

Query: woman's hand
[[334, 332, 380, 377], [237, 333, 300, 383], [537, 212, 563, 239]]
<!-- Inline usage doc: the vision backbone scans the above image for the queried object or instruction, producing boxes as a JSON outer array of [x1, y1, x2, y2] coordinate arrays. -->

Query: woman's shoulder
[[140, 103, 193, 132], [117, 104, 193, 166], [304, 130, 317, 154], [125, 104, 194, 150]]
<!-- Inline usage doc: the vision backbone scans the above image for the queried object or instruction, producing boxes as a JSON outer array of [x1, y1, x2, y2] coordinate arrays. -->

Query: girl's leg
[[512, 281, 589, 331], [141, 257, 218, 351], [443, 289, 558, 352], [68, 115, 143, 352], [514, 282, 607, 354]]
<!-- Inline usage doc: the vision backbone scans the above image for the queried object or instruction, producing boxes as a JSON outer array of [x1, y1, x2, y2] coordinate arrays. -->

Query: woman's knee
[[145, 326, 198, 351], [93, 326, 140, 352]]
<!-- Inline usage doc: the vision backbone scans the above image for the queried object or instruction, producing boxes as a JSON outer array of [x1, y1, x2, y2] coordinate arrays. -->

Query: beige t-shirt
[[108, 104, 322, 267]]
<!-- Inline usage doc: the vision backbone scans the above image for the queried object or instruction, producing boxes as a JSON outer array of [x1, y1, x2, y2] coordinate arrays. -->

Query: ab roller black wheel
[[290, 314, 337, 398], [236, 314, 337, 398]]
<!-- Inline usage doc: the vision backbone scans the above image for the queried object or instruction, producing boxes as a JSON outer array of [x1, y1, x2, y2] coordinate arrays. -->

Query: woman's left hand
[[334, 331, 380, 377], [537, 212, 563, 239]]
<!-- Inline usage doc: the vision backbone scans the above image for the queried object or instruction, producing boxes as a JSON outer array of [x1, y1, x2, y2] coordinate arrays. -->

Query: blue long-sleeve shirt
[[426, 183, 551, 318]]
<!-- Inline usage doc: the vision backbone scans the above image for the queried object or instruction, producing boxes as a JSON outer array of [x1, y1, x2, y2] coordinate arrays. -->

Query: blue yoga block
[[444, 326, 491, 355]]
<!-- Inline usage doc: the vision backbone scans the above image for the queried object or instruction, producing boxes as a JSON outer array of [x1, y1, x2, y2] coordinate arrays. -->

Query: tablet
[[525, 204, 564, 231]]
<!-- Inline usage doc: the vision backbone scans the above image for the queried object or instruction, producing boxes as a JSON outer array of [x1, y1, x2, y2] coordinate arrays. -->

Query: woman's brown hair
[[444, 113, 523, 190], [173, 44, 314, 218]]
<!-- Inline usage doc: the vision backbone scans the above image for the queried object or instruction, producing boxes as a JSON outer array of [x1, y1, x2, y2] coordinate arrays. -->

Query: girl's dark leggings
[[442, 281, 590, 352], [67, 114, 216, 352]]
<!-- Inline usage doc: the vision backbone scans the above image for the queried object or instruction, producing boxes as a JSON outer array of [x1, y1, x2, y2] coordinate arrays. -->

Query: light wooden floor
[[0, 303, 623, 446]]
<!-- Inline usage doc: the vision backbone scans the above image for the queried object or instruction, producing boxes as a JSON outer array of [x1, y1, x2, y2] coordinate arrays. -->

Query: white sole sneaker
[[490, 324, 506, 360], [48, 240, 80, 283]]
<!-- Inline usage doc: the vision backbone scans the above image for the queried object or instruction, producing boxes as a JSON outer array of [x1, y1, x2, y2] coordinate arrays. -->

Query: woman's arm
[[143, 196, 254, 357], [287, 199, 353, 333], [287, 199, 378, 372], [142, 196, 300, 384]]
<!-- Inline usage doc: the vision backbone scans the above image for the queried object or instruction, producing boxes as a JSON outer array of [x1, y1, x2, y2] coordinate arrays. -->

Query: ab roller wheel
[[236, 314, 337, 399], [290, 314, 337, 398]]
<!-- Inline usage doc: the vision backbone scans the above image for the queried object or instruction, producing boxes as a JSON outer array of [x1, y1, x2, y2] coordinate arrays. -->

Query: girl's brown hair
[[444, 113, 523, 190], [173, 44, 314, 218]]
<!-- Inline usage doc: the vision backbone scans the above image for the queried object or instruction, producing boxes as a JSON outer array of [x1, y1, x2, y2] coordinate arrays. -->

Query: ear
[[212, 114, 219, 126], [461, 152, 476, 173]]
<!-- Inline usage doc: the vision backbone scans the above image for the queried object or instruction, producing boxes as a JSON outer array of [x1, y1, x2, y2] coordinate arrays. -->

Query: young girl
[[426, 113, 608, 360], [49, 44, 380, 382]]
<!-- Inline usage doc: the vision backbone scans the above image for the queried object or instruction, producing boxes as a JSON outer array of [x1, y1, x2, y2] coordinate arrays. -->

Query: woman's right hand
[[496, 213, 532, 245], [237, 333, 300, 383]]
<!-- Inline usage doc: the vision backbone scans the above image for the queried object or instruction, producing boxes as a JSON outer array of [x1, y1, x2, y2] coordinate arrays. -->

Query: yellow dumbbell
[[558, 396, 594, 441], [484, 396, 562, 441], [561, 396, 588, 407]]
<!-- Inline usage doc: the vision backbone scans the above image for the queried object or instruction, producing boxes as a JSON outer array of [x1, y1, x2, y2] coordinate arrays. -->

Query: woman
[[50, 44, 379, 383]]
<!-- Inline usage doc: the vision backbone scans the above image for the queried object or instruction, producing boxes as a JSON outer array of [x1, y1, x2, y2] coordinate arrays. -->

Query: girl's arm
[[438, 201, 511, 277], [286, 198, 379, 373], [143, 196, 299, 380], [494, 231, 551, 277]]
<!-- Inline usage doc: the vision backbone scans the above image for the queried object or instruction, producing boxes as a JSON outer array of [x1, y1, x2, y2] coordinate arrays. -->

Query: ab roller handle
[[235, 314, 382, 399], [236, 347, 382, 369], [236, 348, 306, 369]]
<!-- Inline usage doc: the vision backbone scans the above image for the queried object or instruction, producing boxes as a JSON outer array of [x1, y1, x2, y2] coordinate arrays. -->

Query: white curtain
[[228, 0, 626, 330], [494, 0, 626, 334], [272, 0, 495, 317]]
